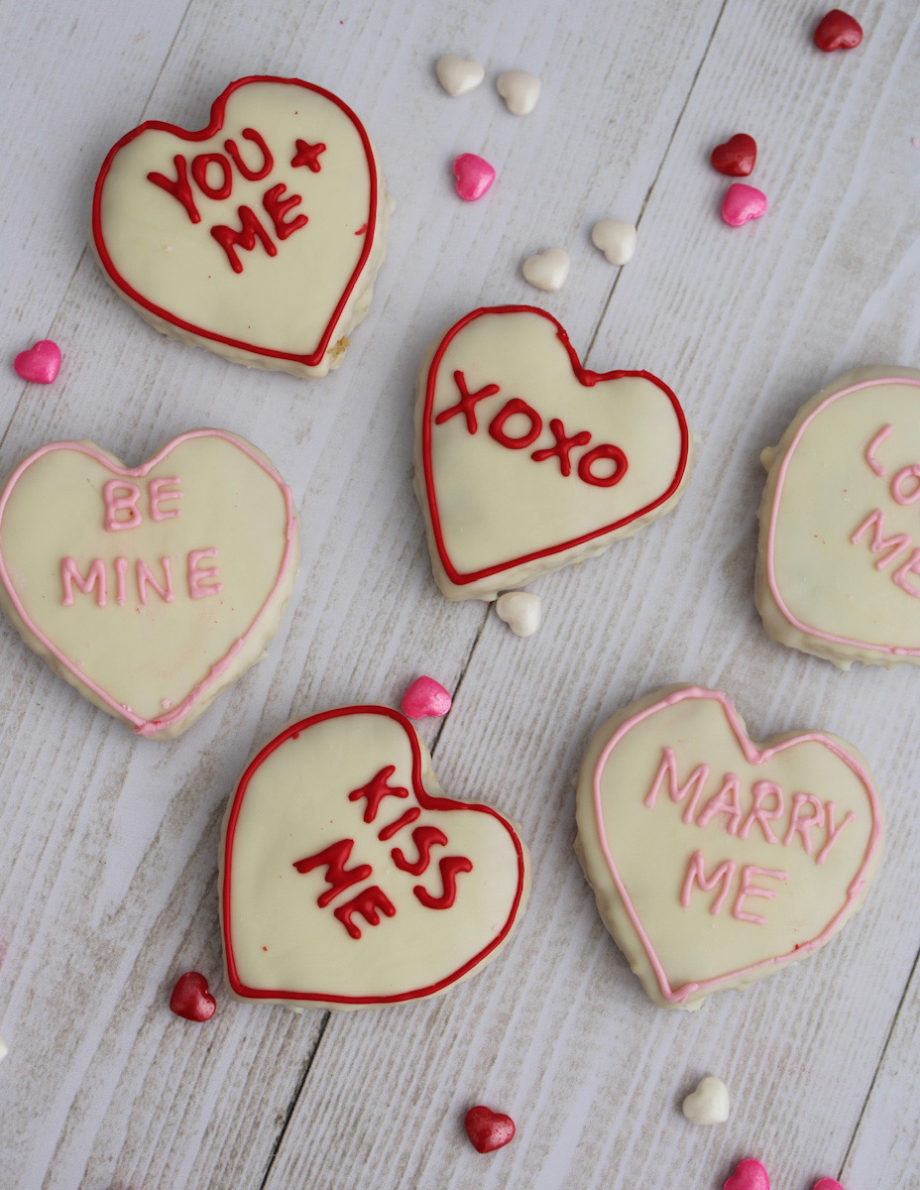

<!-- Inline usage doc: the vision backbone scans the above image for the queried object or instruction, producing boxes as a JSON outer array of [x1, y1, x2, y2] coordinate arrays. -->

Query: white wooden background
[[1, 1, 918, 1187]]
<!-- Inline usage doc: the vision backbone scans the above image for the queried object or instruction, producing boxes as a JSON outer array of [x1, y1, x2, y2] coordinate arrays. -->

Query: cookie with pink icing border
[[92, 76, 391, 377], [0, 430, 298, 738], [756, 366, 920, 667], [575, 685, 882, 1009], [414, 305, 692, 601], [219, 705, 530, 1008]]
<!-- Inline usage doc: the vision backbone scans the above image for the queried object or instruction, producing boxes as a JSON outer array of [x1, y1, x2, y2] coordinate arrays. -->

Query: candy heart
[[724, 1158, 770, 1190], [453, 153, 495, 201], [496, 70, 540, 115], [14, 339, 61, 384], [814, 10, 863, 51], [576, 686, 883, 1008], [590, 220, 637, 266], [721, 183, 768, 227], [813, 1180, 845, 1190], [220, 706, 530, 1008], [169, 971, 217, 1022], [756, 368, 920, 668], [436, 54, 485, 96], [495, 590, 543, 637], [0, 431, 297, 738], [464, 1105, 516, 1153], [682, 1074, 730, 1125], [522, 247, 570, 292], [710, 133, 757, 177], [415, 305, 691, 600], [401, 675, 452, 719], [92, 77, 390, 377], [0, 1035, 7, 1062]]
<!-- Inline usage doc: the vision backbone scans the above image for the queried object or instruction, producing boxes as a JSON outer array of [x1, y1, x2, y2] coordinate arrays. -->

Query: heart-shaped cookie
[[415, 306, 691, 600], [0, 430, 297, 738], [576, 686, 882, 1009], [219, 706, 530, 1008], [92, 76, 389, 377], [757, 367, 920, 668]]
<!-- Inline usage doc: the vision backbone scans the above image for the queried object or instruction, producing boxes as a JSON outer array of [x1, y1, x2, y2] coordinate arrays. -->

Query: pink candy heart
[[14, 339, 61, 383], [453, 153, 495, 202], [721, 183, 768, 227], [813, 1180, 845, 1190], [724, 1158, 770, 1190], [401, 675, 452, 719]]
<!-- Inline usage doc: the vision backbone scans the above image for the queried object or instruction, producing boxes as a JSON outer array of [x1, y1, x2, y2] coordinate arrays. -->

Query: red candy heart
[[169, 971, 217, 1022], [14, 339, 61, 384], [711, 133, 757, 177], [724, 1157, 770, 1190], [814, 9, 863, 51], [464, 1105, 515, 1153]]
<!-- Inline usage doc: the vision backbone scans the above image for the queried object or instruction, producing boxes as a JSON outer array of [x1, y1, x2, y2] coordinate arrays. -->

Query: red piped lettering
[[414, 855, 473, 909], [488, 398, 543, 449], [210, 205, 277, 273], [224, 128, 274, 180], [147, 154, 201, 224], [291, 139, 327, 173], [348, 765, 409, 823], [191, 153, 232, 200], [292, 839, 372, 908], [435, 371, 501, 434], [334, 885, 396, 939], [262, 183, 309, 241], [391, 826, 448, 876], [377, 807, 421, 842], [577, 443, 628, 487], [531, 418, 592, 477]]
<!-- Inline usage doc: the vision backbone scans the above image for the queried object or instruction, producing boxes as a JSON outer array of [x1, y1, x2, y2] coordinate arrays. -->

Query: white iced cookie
[[496, 70, 540, 115], [414, 305, 692, 601], [682, 1075, 730, 1125], [591, 220, 637, 265], [92, 76, 391, 378], [436, 54, 485, 97], [0, 431, 298, 738], [522, 247, 570, 292], [757, 366, 920, 667], [575, 686, 882, 1010], [219, 705, 530, 1009]]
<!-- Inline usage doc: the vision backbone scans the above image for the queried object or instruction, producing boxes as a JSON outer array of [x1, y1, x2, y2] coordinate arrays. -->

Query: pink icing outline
[[0, 430, 296, 737], [591, 686, 882, 1005], [766, 376, 920, 657]]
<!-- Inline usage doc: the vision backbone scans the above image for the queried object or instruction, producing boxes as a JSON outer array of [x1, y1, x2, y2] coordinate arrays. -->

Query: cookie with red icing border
[[575, 685, 882, 1009], [219, 705, 530, 1009], [414, 306, 692, 600], [92, 76, 391, 377], [0, 430, 298, 738], [756, 366, 920, 667]]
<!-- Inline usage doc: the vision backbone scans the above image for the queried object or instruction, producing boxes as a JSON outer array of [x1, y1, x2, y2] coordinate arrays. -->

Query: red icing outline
[[92, 76, 378, 369], [221, 705, 528, 1005], [420, 306, 690, 586]]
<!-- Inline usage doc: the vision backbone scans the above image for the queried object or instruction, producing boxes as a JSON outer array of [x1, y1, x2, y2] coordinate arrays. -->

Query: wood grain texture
[[0, 0, 918, 1187]]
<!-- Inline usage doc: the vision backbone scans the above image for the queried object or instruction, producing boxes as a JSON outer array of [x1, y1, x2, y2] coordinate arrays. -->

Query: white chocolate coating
[[756, 367, 920, 667], [575, 686, 882, 1009], [219, 707, 530, 1009], [93, 77, 390, 378], [0, 431, 297, 738], [414, 306, 691, 600]]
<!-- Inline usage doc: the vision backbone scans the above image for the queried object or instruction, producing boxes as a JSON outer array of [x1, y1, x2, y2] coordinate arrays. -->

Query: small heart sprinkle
[[464, 1105, 515, 1153], [711, 133, 757, 176], [812, 1180, 845, 1190], [591, 220, 637, 265], [522, 247, 570, 292], [436, 54, 485, 97], [453, 153, 495, 202], [682, 1074, 730, 1125], [169, 971, 216, 1022], [14, 339, 61, 384], [496, 70, 540, 116], [814, 10, 863, 51], [724, 1158, 770, 1190], [721, 183, 768, 227], [495, 591, 543, 637], [401, 675, 452, 719]]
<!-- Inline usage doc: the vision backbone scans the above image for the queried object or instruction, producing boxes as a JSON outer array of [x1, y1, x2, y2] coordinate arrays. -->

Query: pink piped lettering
[[731, 864, 788, 926], [61, 557, 107, 607], [680, 851, 735, 915], [644, 748, 710, 825], [148, 477, 184, 521], [187, 548, 223, 599], [114, 556, 128, 606], [782, 792, 826, 855], [103, 481, 143, 532], [816, 801, 856, 865], [696, 773, 743, 835], [136, 557, 175, 606], [738, 780, 785, 844], [893, 548, 920, 597], [850, 509, 912, 570], [864, 424, 893, 477], [891, 465, 920, 506]]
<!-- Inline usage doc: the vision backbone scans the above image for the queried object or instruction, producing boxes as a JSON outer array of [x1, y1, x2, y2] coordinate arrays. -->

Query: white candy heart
[[496, 70, 540, 115], [495, 591, 543, 637], [436, 54, 485, 97], [682, 1075, 730, 1125], [591, 220, 637, 265], [0, 1035, 7, 1063], [522, 247, 569, 292]]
